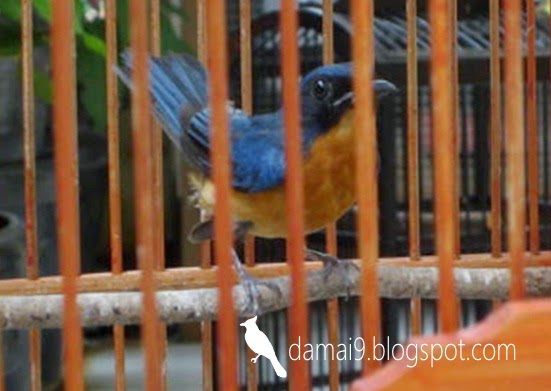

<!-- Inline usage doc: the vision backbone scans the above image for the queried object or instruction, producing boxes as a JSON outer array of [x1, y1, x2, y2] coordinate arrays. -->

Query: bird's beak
[[333, 79, 397, 109], [332, 91, 354, 108], [373, 79, 398, 99]]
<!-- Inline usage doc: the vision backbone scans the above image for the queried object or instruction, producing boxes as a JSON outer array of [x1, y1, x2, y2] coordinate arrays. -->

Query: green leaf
[[33, 0, 51, 22], [0, 28, 21, 56], [160, 6, 189, 54], [116, 0, 130, 49], [34, 70, 52, 103], [0, 0, 21, 21], [79, 32, 106, 56], [77, 45, 107, 132], [0, 46, 20, 57]]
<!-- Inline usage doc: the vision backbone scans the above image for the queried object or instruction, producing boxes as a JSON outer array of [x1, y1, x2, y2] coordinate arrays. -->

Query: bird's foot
[[306, 249, 359, 299], [233, 251, 281, 315]]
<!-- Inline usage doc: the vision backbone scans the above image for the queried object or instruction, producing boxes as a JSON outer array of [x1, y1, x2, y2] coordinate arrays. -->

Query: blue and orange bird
[[117, 53, 396, 312]]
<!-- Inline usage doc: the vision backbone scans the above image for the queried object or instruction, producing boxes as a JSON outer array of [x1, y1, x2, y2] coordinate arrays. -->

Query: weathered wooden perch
[[1, 266, 551, 329]]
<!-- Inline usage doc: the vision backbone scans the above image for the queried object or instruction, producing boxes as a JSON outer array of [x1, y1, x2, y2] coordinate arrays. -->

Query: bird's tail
[[269, 356, 287, 378], [115, 51, 208, 150]]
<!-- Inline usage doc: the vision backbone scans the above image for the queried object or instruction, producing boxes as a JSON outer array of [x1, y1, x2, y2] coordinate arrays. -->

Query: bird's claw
[[233, 250, 281, 315], [307, 249, 359, 300], [239, 271, 281, 315]]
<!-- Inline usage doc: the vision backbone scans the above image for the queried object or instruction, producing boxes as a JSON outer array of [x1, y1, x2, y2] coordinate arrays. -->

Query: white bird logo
[[240, 316, 287, 378]]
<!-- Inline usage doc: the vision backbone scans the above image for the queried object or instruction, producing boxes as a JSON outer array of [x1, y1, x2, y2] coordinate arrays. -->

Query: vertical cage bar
[[428, 0, 459, 332], [51, 1, 85, 389], [238, 0, 258, 388], [325, 226, 340, 391], [322, 0, 334, 66], [322, 0, 340, 389], [105, 1, 126, 389], [406, 0, 422, 337], [526, 0, 540, 255], [240, 0, 255, 277], [150, 2, 168, 389], [197, 2, 214, 389], [150, 0, 166, 273], [206, 0, 239, 388], [281, 0, 310, 387], [450, 0, 460, 260], [21, 0, 41, 389], [0, 332, 5, 391], [129, 1, 162, 389], [239, 0, 255, 272], [490, 0, 502, 258], [407, 0, 420, 263], [503, 0, 526, 299], [240, 0, 255, 269], [351, 0, 381, 373]]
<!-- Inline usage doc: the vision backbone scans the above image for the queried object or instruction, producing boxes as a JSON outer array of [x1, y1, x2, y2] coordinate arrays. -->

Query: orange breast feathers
[[189, 110, 358, 238]]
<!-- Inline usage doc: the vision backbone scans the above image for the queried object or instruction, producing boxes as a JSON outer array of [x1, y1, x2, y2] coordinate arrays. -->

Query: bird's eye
[[313, 79, 331, 101]]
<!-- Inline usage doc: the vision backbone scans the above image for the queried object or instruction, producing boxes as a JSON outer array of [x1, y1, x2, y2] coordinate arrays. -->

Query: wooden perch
[[1, 265, 551, 330]]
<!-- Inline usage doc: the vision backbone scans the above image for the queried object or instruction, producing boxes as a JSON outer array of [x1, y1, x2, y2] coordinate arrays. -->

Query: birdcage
[[0, 0, 549, 390]]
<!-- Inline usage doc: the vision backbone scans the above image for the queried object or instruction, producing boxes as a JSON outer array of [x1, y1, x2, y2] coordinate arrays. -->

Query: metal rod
[[238, 0, 258, 388], [21, 0, 41, 388], [205, 0, 239, 388], [351, 0, 381, 373], [407, 0, 420, 262], [406, 0, 423, 338], [105, 1, 126, 389], [429, 0, 459, 332], [150, 0, 166, 272], [196, 1, 214, 389], [325, 224, 340, 391], [526, 0, 540, 255], [281, 0, 310, 386], [149, 2, 168, 389], [450, 0, 460, 260], [129, 1, 162, 389], [503, 0, 526, 299], [323, 0, 334, 65], [322, 1, 339, 389], [51, 0, 84, 388], [490, 0, 503, 258], [0, 332, 5, 391]]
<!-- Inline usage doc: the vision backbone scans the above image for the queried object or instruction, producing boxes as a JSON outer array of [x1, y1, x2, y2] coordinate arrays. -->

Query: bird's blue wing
[[116, 51, 208, 159], [116, 51, 285, 192], [187, 109, 286, 192]]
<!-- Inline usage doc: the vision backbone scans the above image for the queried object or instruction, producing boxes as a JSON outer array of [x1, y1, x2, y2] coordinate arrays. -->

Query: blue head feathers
[[300, 63, 397, 141]]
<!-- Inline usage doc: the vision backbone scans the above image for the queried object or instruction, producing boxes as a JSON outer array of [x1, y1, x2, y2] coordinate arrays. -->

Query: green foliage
[[0, 0, 189, 132]]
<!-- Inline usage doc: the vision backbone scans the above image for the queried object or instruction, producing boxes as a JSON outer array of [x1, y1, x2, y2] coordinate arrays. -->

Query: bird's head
[[240, 316, 258, 329], [300, 63, 396, 132]]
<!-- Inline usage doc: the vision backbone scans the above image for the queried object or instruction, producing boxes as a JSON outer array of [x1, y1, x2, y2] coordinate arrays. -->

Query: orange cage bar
[[503, 0, 526, 300], [351, 0, 381, 374], [280, 0, 310, 388], [21, 0, 41, 389], [428, 0, 459, 333], [51, 1, 84, 390], [490, 0, 503, 259], [205, 0, 239, 389], [105, 0, 126, 389], [129, 1, 162, 389]]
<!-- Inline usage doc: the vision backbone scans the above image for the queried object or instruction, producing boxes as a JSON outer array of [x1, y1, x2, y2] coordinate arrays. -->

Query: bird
[[116, 52, 396, 313], [240, 316, 287, 378]]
